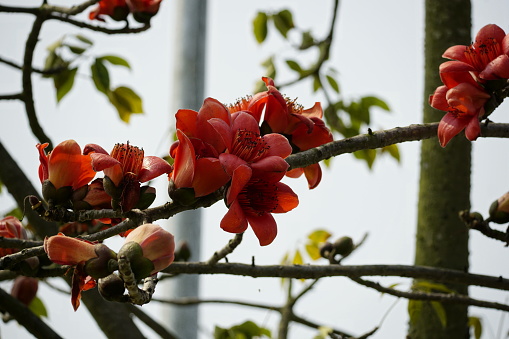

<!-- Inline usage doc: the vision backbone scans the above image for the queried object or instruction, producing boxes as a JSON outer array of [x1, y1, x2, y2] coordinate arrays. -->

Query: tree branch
[[48, 15, 151, 35], [126, 304, 178, 339], [206, 233, 244, 265], [350, 276, 509, 312], [0, 287, 63, 338]]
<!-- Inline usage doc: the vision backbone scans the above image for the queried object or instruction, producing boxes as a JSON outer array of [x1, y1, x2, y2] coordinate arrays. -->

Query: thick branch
[[49, 15, 151, 34], [0, 287, 62, 338], [163, 262, 509, 291], [285, 122, 509, 170]]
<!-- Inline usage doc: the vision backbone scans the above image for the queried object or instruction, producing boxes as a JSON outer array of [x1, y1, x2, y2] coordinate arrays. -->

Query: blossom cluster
[[168, 77, 333, 245], [431, 24, 509, 147], [89, 0, 163, 23]]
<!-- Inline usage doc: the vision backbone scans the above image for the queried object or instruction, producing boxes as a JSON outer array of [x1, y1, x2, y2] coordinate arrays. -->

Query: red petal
[[219, 153, 248, 177], [90, 153, 121, 172], [176, 109, 199, 138], [173, 130, 196, 188], [285, 167, 303, 179], [438, 112, 471, 147], [263, 133, 292, 158], [231, 112, 260, 135], [221, 200, 248, 233], [226, 164, 252, 205], [192, 158, 229, 197], [429, 85, 449, 111], [480, 54, 509, 80], [250, 156, 288, 182], [439, 61, 478, 88], [272, 182, 299, 213], [246, 213, 277, 246], [196, 98, 231, 152], [303, 163, 323, 189], [208, 118, 233, 151], [138, 156, 172, 183]]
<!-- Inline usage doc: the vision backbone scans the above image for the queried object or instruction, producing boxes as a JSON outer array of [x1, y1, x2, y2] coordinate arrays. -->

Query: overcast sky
[[2, 0, 509, 338]]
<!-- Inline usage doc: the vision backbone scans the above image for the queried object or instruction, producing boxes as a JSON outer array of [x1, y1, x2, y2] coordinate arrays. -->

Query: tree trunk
[[410, 0, 471, 338]]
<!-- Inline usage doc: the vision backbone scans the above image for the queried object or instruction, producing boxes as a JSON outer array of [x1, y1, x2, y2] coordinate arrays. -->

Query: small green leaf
[[28, 296, 48, 318], [468, 316, 482, 339], [253, 12, 268, 44], [308, 229, 331, 243], [273, 9, 294, 38], [408, 299, 423, 325], [98, 55, 131, 69], [361, 96, 390, 112], [292, 249, 303, 265], [312, 75, 322, 92], [91, 58, 110, 94], [326, 75, 340, 93], [75, 34, 93, 46], [108, 86, 144, 123], [285, 59, 303, 74], [412, 281, 454, 294], [67, 45, 87, 55], [381, 144, 401, 162], [300, 31, 314, 49], [431, 301, 447, 328], [353, 149, 376, 169], [46, 38, 64, 53], [54, 68, 78, 102], [305, 243, 321, 261]]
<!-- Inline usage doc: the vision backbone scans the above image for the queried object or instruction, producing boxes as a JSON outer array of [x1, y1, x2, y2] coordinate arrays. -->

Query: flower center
[[111, 142, 144, 178], [231, 129, 270, 163], [237, 179, 279, 216], [227, 96, 252, 114], [285, 97, 303, 115], [464, 37, 502, 70]]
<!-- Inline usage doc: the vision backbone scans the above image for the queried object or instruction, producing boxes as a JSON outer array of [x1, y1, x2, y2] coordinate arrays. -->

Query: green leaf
[[326, 75, 340, 93], [91, 58, 110, 94], [308, 229, 331, 243], [75, 34, 93, 46], [273, 9, 294, 38], [28, 296, 48, 318], [54, 68, 78, 102], [214, 321, 271, 339], [412, 281, 454, 294], [67, 45, 87, 55], [381, 144, 401, 162], [285, 59, 303, 74], [361, 96, 390, 112], [468, 316, 482, 339], [46, 38, 64, 53], [300, 31, 314, 49], [108, 86, 144, 123], [312, 75, 322, 92], [292, 249, 303, 265], [430, 301, 447, 328], [353, 149, 376, 169], [305, 243, 321, 261], [407, 299, 423, 325], [253, 12, 268, 44], [98, 55, 131, 69]]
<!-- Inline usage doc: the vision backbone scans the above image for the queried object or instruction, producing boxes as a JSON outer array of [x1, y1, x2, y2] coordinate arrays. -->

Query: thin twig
[[126, 304, 178, 339], [48, 14, 151, 35], [206, 233, 244, 265], [350, 276, 509, 312]]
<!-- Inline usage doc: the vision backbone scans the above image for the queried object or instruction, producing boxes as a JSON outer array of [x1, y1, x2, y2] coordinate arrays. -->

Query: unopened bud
[[98, 274, 127, 302], [11, 276, 38, 306], [84, 244, 118, 279], [489, 192, 509, 224], [319, 242, 333, 258], [168, 180, 197, 206], [333, 236, 354, 257]]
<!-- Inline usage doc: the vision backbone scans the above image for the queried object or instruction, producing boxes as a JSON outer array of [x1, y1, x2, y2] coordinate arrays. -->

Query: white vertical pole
[[165, 1, 207, 338]]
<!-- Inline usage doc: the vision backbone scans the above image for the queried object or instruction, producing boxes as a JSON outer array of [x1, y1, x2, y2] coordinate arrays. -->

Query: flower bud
[[0, 216, 28, 257], [174, 241, 191, 262], [333, 236, 354, 257], [11, 276, 38, 306], [118, 241, 155, 280], [84, 244, 118, 279], [98, 274, 127, 302], [136, 186, 156, 210], [168, 179, 197, 206], [319, 242, 333, 259], [489, 192, 509, 224]]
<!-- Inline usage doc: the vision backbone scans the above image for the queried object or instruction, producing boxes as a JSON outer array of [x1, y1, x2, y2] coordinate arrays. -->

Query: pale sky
[[2, 0, 509, 338]]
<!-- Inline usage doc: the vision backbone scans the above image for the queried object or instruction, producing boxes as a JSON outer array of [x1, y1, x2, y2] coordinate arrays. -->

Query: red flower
[[86, 142, 172, 211], [169, 98, 232, 199], [126, 0, 162, 15], [0, 216, 27, 257], [37, 140, 95, 191], [233, 77, 333, 189], [441, 24, 509, 83], [431, 83, 491, 147], [123, 223, 175, 275], [221, 173, 299, 246], [89, 0, 129, 22]]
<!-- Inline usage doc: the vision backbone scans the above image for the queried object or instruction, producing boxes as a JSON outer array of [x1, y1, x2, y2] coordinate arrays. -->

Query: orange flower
[[37, 140, 95, 191], [86, 142, 172, 211], [0, 216, 27, 257]]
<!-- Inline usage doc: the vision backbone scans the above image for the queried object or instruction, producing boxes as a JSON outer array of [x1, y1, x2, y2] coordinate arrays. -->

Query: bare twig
[[206, 233, 244, 265], [48, 14, 151, 35], [126, 304, 178, 339]]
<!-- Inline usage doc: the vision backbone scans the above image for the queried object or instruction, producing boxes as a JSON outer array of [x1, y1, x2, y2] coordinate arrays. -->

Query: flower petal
[[438, 112, 471, 147], [226, 164, 252, 205], [272, 182, 299, 213], [173, 130, 196, 189], [138, 156, 172, 183], [263, 133, 292, 158], [303, 163, 323, 189], [246, 212, 277, 246], [221, 200, 248, 234], [192, 157, 229, 197]]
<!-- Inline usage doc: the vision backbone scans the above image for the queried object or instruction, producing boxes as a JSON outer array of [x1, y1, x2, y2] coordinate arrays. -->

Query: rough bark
[[409, 0, 471, 338]]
